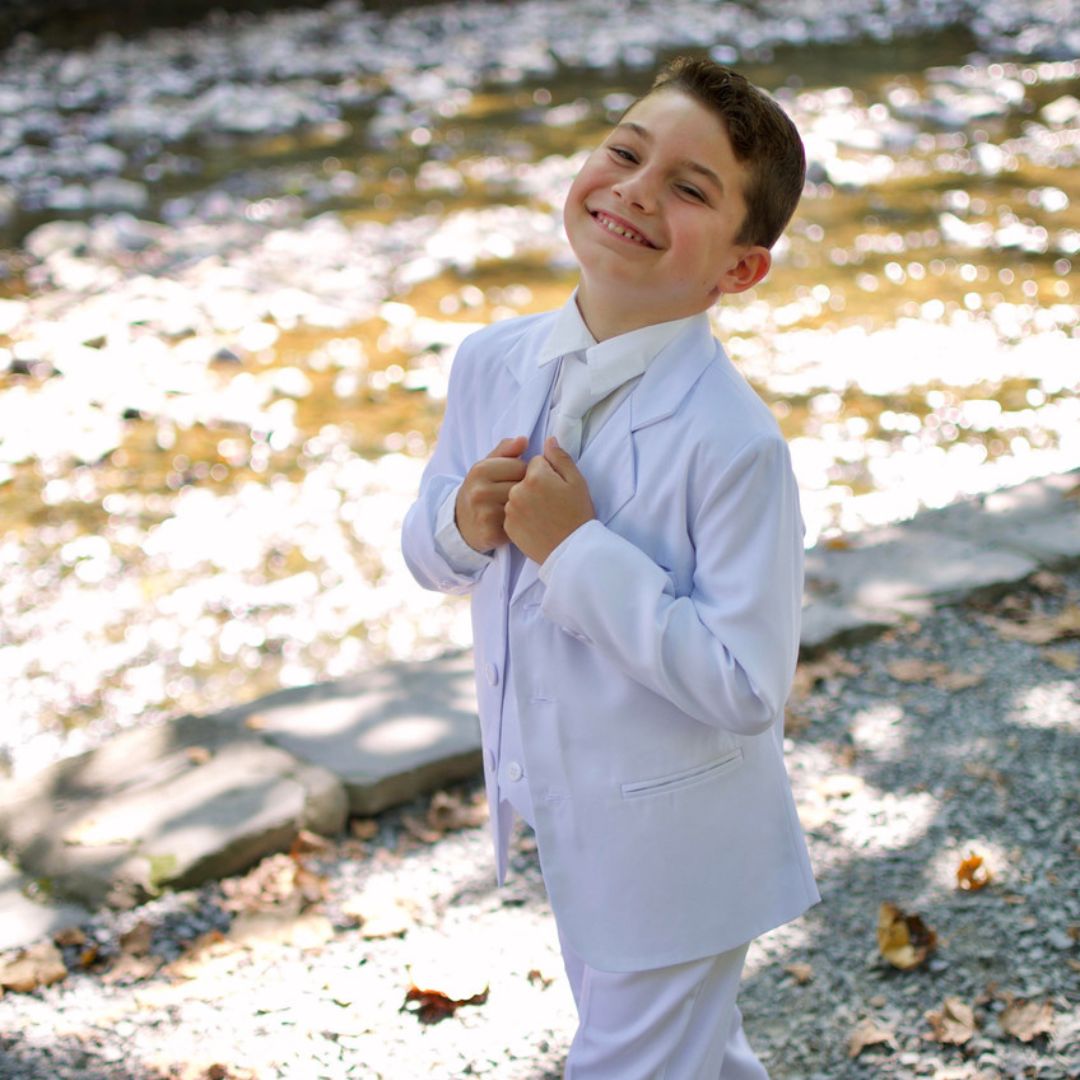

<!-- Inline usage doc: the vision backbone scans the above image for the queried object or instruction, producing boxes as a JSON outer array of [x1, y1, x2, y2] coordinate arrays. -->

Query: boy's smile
[[564, 88, 771, 340]]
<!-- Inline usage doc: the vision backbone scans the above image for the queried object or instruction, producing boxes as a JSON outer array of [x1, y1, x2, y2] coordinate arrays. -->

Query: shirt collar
[[538, 291, 699, 400]]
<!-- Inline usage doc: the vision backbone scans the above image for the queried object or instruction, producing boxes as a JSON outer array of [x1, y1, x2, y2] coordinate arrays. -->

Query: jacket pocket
[[620, 748, 744, 799]]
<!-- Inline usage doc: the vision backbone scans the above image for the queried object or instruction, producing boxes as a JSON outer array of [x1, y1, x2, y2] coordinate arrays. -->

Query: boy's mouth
[[590, 209, 658, 249]]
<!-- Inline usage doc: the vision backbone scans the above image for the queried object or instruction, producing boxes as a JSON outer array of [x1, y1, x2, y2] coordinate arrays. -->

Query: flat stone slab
[[213, 650, 481, 817], [0, 714, 347, 909]]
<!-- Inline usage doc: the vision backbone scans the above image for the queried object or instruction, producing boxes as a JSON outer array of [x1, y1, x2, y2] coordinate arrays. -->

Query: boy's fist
[[455, 436, 528, 553], [504, 437, 595, 565]]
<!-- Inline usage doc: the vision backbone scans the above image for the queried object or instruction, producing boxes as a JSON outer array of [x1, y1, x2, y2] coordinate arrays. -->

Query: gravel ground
[[1, 570, 1078, 1080]]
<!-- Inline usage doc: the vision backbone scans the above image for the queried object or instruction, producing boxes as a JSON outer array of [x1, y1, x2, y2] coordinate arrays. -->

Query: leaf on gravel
[[401, 983, 489, 1024], [1042, 647, 1079, 672], [220, 852, 321, 914], [527, 968, 554, 989], [350, 818, 378, 841], [791, 654, 862, 699], [228, 909, 335, 951], [999, 998, 1055, 1042], [120, 920, 155, 956], [877, 901, 937, 970], [100, 952, 163, 985], [783, 961, 814, 985], [886, 658, 948, 683], [0, 942, 68, 992], [402, 814, 442, 844], [956, 851, 992, 891], [426, 789, 489, 833], [53, 926, 86, 948], [847, 1017, 896, 1057], [185, 745, 212, 765], [985, 606, 1080, 645], [343, 891, 415, 939], [933, 666, 985, 691], [925, 996, 977, 1044]]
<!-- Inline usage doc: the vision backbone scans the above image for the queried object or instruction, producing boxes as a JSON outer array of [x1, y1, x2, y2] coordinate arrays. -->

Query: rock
[[0, 714, 347, 908], [214, 650, 481, 816]]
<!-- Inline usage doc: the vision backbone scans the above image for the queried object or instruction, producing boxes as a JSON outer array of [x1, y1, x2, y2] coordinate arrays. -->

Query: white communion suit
[[401, 296, 819, 1077]]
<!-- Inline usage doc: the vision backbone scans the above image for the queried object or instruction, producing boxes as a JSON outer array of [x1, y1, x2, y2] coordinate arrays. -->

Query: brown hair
[[646, 56, 805, 249]]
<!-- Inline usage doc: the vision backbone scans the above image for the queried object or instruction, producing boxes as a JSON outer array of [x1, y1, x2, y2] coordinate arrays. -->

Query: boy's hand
[[504, 437, 595, 564], [455, 436, 529, 553]]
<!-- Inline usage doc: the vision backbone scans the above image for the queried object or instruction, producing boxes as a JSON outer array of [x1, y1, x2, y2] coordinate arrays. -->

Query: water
[[0, 0, 1077, 775]]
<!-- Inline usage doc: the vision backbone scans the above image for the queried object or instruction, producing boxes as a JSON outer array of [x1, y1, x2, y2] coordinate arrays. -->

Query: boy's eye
[[678, 184, 705, 201], [609, 146, 638, 163]]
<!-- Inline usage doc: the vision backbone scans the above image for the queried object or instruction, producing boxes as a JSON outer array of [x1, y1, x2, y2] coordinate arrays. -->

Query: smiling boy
[[402, 57, 818, 1077]]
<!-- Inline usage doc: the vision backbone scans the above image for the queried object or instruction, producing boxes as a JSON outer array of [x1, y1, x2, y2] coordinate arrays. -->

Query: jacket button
[[485, 662, 499, 686], [506, 761, 524, 782]]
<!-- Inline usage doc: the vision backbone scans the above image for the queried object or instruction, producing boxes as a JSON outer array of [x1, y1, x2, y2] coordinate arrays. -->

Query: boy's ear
[[716, 247, 772, 295]]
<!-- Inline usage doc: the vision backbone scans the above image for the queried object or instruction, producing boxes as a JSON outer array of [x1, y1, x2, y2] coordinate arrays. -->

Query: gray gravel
[[1, 571, 1078, 1079]]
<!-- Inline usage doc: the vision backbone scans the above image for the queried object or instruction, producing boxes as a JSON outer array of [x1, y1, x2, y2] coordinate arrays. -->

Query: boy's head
[[563, 56, 806, 337], [647, 57, 805, 251]]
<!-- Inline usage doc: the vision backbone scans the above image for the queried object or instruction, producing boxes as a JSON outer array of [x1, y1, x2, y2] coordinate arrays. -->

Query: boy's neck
[[574, 281, 709, 342]]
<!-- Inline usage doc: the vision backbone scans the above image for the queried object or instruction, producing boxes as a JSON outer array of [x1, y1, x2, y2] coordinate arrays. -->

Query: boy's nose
[[612, 171, 658, 213]]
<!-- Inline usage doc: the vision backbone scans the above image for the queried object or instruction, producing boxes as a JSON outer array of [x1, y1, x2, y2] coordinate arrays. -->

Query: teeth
[[597, 214, 646, 245]]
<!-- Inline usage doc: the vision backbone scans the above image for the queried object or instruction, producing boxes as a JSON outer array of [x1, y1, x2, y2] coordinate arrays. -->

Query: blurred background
[[0, 0, 1077, 777]]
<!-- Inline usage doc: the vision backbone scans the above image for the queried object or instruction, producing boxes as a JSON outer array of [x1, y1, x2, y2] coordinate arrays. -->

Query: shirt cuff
[[435, 484, 494, 574], [538, 519, 597, 585]]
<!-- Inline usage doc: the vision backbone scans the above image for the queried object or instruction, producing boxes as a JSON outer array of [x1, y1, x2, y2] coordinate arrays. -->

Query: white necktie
[[549, 352, 598, 460]]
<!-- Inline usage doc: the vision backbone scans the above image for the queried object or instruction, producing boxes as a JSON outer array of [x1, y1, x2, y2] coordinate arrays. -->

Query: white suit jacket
[[402, 310, 819, 972]]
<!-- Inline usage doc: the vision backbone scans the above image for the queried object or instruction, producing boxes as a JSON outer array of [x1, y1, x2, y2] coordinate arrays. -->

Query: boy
[[402, 57, 818, 1077]]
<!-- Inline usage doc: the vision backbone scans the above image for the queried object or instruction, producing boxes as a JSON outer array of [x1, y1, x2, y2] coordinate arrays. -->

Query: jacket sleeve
[[539, 434, 804, 736], [400, 335, 492, 596]]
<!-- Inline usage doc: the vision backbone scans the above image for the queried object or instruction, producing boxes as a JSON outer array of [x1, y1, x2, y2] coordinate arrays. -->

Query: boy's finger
[[543, 436, 578, 479], [488, 435, 528, 458]]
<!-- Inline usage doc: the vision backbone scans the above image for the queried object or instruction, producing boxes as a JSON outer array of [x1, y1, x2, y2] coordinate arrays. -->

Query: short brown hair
[[647, 57, 805, 249]]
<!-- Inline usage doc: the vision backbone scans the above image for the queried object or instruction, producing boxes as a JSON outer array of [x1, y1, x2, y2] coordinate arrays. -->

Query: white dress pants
[[557, 928, 770, 1079]]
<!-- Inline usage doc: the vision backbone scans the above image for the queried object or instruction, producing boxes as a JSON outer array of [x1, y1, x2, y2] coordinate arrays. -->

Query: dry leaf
[[427, 790, 488, 832], [1000, 999, 1055, 1043], [1042, 647, 1079, 673], [120, 920, 155, 956], [986, 606, 1080, 645], [784, 962, 814, 985], [220, 853, 314, 914], [877, 901, 937, 970], [186, 745, 212, 765], [228, 909, 335, 951], [887, 658, 948, 683], [527, 968, 554, 989], [402, 814, 442, 844], [343, 892, 415, 939], [350, 818, 378, 841], [100, 952, 162, 985], [290, 830, 332, 856], [401, 983, 489, 1024], [926, 996, 977, 1044], [934, 667, 985, 691], [848, 1017, 896, 1057], [0, 942, 68, 993], [824, 535, 852, 550], [956, 851, 992, 892], [792, 654, 862, 699], [243, 713, 268, 731], [53, 927, 86, 948]]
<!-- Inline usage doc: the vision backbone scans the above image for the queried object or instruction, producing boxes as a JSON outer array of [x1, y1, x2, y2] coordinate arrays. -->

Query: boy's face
[[564, 88, 770, 332]]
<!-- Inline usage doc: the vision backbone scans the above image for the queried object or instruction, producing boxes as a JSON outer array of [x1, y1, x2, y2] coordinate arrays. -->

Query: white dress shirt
[[433, 293, 696, 826]]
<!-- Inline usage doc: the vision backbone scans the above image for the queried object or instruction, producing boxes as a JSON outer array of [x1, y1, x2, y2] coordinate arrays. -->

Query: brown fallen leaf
[[120, 920, 155, 956], [985, 606, 1080, 645], [350, 818, 378, 841], [791, 654, 862, 699], [401, 983, 489, 1024], [527, 968, 554, 989], [343, 892, 415, 940], [783, 961, 814, 985], [848, 1017, 896, 1057], [427, 790, 489, 832], [926, 996, 977, 1044], [886, 658, 949, 683], [243, 713, 268, 731], [402, 814, 442, 844], [53, 927, 86, 948], [956, 851, 992, 892], [1042, 647, 1079, 673], [0, 942, 68, 992], [934, 667, 985, 691], [100, 952, 163, 985], [999, 998, 1055, 1043], [877, 901, 937, 970]]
